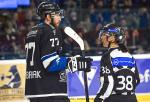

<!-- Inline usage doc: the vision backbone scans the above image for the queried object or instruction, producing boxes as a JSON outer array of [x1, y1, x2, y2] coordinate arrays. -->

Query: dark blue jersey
[[96, 48, 140, 100], [25, 23, 68, 98]]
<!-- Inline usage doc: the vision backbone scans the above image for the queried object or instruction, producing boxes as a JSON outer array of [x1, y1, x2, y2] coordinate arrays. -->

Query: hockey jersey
[[96, 48, 140, 100], [25, 23, 68, 98]]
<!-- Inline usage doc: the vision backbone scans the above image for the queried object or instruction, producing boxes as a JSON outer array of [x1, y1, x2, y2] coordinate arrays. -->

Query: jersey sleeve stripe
[[41, 52, 57, 61], [96, 76, 109, 98], [99, 75, 114, 100], [42, 55, 59, 68]]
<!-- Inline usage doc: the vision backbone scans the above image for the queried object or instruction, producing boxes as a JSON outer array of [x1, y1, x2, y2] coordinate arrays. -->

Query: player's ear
[[46, 14, 51, 22]]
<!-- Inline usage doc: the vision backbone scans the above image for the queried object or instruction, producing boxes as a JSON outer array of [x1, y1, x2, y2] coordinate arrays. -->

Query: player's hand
[[68, 55, 93, 73]]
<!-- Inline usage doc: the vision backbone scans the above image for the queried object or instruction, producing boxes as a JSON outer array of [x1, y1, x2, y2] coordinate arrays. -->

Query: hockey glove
[[68, 55, 92, 73]]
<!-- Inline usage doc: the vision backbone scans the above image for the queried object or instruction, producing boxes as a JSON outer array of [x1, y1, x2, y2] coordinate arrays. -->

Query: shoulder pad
[[38, 23, 44, 28], [31, 23, 44, 31]]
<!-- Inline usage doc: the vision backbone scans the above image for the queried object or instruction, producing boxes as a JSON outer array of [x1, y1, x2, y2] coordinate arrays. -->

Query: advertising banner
[[67, 55, 150, 98], [136, 58, 150, 93], [0, 60, 26, 101]]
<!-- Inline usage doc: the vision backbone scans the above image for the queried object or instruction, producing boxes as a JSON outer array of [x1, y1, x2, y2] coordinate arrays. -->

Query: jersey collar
[[108, 47, 119, 52]]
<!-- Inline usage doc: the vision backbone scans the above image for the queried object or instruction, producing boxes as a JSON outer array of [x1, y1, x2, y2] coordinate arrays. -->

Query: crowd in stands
[[0, 0, 150, 59]]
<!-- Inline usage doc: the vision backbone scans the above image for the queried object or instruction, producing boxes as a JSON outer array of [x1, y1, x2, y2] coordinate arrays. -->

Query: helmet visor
[[98, 29, 105, 39], [50, 9, 64, 19], [59, 9, 65, 19], [98, 28, 111, 39]]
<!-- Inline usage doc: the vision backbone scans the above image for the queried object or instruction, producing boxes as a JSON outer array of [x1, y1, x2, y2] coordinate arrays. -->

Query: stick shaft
[[82, 51, 89, 102], [64, 27, 89, 102]]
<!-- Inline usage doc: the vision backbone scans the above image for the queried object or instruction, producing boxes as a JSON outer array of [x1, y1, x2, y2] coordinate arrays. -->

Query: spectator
[[77, 28, 91, 51]]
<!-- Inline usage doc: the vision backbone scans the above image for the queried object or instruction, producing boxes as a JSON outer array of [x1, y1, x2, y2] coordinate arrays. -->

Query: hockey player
[[94, 23, 140, 102], [25, 1, 92, 102]]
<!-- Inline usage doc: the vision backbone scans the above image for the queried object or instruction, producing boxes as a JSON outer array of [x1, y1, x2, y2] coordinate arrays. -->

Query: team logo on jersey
[[113, 59, 119, 65], [0, 65, 21, 89], [59, 71, 67, 82], [112, 57, 135, 67]]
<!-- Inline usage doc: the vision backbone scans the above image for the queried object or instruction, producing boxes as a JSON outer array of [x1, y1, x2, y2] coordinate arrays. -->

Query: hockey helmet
[[99, 23, 126, 44], [37, 1, 61, 18]]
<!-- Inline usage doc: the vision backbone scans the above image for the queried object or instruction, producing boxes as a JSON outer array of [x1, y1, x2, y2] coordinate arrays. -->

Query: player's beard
[[52, 16, 61, 28]]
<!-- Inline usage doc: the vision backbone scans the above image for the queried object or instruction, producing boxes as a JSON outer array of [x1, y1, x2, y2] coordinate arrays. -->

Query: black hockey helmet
[[37, 1, 61, 19], [99, 23, 126, 44]]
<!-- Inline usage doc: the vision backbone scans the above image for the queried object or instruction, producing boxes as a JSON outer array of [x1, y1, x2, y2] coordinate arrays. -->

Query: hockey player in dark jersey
[[94, 23, 140, 102], [25, 1, 92, 102]]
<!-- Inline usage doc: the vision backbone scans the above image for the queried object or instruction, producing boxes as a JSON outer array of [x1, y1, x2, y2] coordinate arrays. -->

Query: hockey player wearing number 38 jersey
[[94, 23, 140, 102], [25, 1, 92, 102]]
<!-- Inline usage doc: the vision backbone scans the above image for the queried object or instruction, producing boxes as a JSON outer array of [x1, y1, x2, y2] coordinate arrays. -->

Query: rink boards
[[0, 54, 150, 102]]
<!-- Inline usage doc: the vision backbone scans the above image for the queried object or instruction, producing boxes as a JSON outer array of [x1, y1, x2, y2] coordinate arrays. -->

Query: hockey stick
[[64, 27, 89, 102]]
